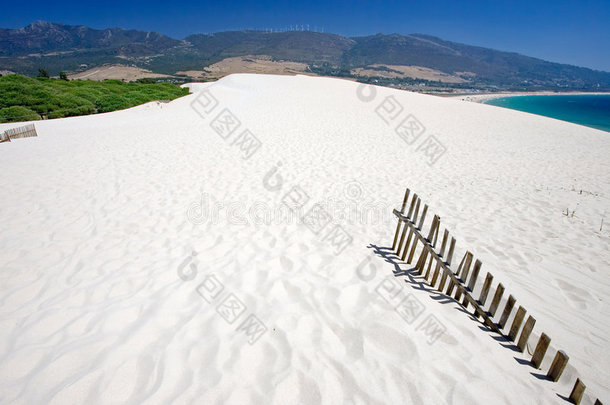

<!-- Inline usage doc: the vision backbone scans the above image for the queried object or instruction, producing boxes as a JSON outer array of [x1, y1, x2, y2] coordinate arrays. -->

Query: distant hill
[[186, 31, 354, 64], [0, 20, 179, 56], [344, 33, 610, 88], [1, 21, 609, 90]]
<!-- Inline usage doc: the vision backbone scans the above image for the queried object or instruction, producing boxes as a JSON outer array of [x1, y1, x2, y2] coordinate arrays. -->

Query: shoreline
[[449, 91, 610, 103]]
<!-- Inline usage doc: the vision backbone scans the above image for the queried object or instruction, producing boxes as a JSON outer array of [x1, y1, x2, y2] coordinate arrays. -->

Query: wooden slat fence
[[2, 124, 38, 142], [390, 187, 604, 405]]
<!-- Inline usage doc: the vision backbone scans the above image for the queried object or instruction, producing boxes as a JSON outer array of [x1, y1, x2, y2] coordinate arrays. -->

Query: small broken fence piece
[[2, 123, 38, 141]]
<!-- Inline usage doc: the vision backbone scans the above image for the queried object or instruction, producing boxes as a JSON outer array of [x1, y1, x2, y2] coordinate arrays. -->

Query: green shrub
[[95, 94, 131, 112], [37, 68, 50, 78], [0, 74, 189, 122], [0, 106, 41, 123]]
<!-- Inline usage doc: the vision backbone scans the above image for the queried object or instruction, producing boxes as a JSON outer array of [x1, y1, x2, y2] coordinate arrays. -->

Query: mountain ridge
[[0, 21, 609, 90]]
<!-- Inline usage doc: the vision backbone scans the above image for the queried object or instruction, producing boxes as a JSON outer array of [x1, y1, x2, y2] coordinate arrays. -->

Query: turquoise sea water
[[483, 94, 610, 132]]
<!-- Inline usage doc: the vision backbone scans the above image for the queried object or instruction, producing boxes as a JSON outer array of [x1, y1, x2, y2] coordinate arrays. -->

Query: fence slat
[[393, 220, 404, 252], [517, 315, 536, 352], [403, 198, 422, 262], [416, 246, 430, 275], [531, 333, 551, 369], [467, 259, 482, 292], [437, 237, 455, 292], [464, 260, 482, 308], [447, 252, 468, 296], [430, 229, 448, 287], [488, 283, 505, 318], [547, 350, 569, 382], [455, 252, 473, 301], [478, 273, 494, 306], [423, 216, 440, 278], [424, 256, 434, 280], [417, 204, 429, 231], [508, 306, 527, 342], [498, 295, 516, 330], [396, 219, 409, 255], [391, 188, 410, 250], [406, 234, 421, 265], [569, 378, 586, 405], [400, 228, 416, 261], [416, 215, 438, 274], [396, 194, 418, 254], [439, 229, 449, 257], [473, 272, 493, 318], [431, 219, 439, 247], [445, 237, 456, 266]]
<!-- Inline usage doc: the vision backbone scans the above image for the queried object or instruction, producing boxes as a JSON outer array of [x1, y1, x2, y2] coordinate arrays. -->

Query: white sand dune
[[0, 74, 609, 404]]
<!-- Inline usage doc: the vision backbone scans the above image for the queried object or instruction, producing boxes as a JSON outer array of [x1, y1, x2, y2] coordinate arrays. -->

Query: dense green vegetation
[[0, 75, 189, 123]]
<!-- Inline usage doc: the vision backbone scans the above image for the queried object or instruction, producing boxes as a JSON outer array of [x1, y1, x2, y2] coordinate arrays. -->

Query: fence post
[[508, 306, 526, 342], [498, 295, 516, 330], [448, 252, 470, 296], [517, 315, 536, 352], [467, 259, 482, 291], [531, 333, 551, 369], [488, 283, 505, 318], [417, 204, 429, 231], [418, 215, 439, 276], [547, 350, 569, 382], [392, 188, 410, 250], [569, 378, 586, 405], [430, 229, 449, 287], [406, 200, 423, 263], [478, 273, 494, 306], [437, 237, 455, 292], [396, 194, 418, 255], [454, 252, 473, 301], [399, 196, 420, 260]]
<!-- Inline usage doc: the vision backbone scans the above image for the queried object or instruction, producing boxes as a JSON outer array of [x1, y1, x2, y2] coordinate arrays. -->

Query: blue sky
[[2, 0, 609, 71]]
